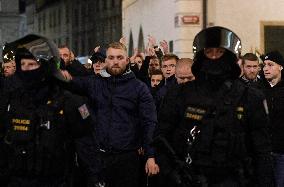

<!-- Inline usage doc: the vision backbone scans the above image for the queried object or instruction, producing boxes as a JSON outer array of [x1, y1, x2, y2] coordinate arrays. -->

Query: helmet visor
[[193, 26, 242, 57], [7, 34, 60, 62]]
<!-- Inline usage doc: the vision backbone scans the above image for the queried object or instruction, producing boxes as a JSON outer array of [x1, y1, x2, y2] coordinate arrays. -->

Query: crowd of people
[[0, 26, 283, 187]]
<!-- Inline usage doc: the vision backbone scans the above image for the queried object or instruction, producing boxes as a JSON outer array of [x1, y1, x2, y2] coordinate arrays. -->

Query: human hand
[[94, 46, 100, 53], [148, 35, 157, 48], [145, 158, 159, 176], [148, 47, 156, 57], [61, 70, 73, 81], [130, 48, 139, 63], [119, 36, 127, 46], [140, 52, 145, 60], [137, 147, 144, 155], [160, 40, 169, 54], [70, 51, 75, 61]]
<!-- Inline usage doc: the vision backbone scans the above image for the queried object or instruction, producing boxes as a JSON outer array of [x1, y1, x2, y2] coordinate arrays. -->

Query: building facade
[[122, 0, 203, 58], [26, 0, 122, 57], [123, 0, 284, 58], [0, 0, 27, 60]]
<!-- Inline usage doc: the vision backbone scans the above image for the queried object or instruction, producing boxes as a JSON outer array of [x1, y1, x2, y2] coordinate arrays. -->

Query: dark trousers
[[101, 151, 140, 187], [273, 153, 284, 187], [5, 176, 67, 187]]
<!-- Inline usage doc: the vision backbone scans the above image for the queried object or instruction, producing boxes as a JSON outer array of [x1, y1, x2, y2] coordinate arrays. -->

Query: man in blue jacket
[[62, 42, 159, 187]]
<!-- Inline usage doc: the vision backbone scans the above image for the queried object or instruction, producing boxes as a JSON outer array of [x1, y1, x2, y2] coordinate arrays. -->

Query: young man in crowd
[[262, 51, 284, 187]]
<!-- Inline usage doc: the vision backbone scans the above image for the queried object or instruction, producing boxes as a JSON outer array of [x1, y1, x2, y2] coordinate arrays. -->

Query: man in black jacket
[[60, 42, 159, 187], [155, 26, 274, 187], [262, 51, 284, 187]]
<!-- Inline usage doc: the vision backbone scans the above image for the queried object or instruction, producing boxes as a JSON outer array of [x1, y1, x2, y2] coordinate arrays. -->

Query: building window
[[103, 0, 107, 9], [73, 39, 78, 56], [264, 25, 284, 57], [38, 15, 41, 32], [66, 37, 69, 47], [81, 36, 85, 56], [81, 5, 85, 24], [58, 38, 61, 46], [58, 9, 61, 25], [74, 8, 78, 26], [96, 0, 100, 12], [87, 36, 91, 53], [112, 0, 115, 7], [49, 12, 52, 28], [53, 9, 57, 27], [43, 12, 46, 32], [66, 4, 69, 23], [169, 40, 174, 53], [0, 29, 2, 42]]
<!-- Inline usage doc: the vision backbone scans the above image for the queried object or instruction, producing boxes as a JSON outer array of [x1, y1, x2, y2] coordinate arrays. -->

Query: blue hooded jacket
[[72, 71, 157, 157]]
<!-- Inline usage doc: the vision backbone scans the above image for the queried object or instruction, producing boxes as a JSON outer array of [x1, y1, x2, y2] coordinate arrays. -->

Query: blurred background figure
[[2, 44, 16, 77], [90, 46, 107, 75], [59, 45, 90, 76], [240, 53, 261, 85], [175, 58, 195, 84]]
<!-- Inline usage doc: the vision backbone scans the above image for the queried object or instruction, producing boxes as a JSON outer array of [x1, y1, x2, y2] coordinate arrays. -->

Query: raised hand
[[148, 35, 157, 48], [119, 36, 127, 46], [160, 40, 169, 54], [94, 46, 100, 53]]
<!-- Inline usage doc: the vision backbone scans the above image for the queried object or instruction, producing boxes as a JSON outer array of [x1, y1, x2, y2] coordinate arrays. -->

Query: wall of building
[[0, 0, 26, 61], [123, 0, 176, 51], [208, 0, 284, 54], [123, 0, 284, 57], [123, 0, 203, 58], [27, 0, 122, 57]]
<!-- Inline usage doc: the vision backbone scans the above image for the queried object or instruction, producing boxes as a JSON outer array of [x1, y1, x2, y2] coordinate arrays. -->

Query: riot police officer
[[0, 34, 91, 187], [155, 26, 274, 187]]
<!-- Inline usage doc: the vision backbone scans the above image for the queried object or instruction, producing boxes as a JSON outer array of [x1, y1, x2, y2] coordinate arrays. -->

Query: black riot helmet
[[192, 26, 242, 79], [2, 42, 16, 63], [9, 34, 65, 81], [10, 34, 59, 62]]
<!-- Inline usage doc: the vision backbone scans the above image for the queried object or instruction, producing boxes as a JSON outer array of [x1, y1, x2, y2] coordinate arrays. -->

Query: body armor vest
[[3, 89, 71, 177]]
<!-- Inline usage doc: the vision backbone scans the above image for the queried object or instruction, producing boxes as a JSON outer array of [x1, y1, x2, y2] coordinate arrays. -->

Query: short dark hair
[[161, 53, 179, 62], [242, 53, 258, 65], [150, 69, 163, 78]]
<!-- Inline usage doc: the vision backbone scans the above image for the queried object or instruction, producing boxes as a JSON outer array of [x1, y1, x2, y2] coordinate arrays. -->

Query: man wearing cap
[[154, 26, 274, 187], [262, 50, 284, 187], [90, 46, 107, 75]]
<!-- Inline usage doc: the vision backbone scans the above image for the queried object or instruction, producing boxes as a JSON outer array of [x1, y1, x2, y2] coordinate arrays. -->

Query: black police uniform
[[0, 35, 92, 187], [154, 27, 274, 187]]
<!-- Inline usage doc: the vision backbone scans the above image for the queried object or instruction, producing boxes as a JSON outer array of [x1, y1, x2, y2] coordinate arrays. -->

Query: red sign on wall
[[182, 15, 200, 24]]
